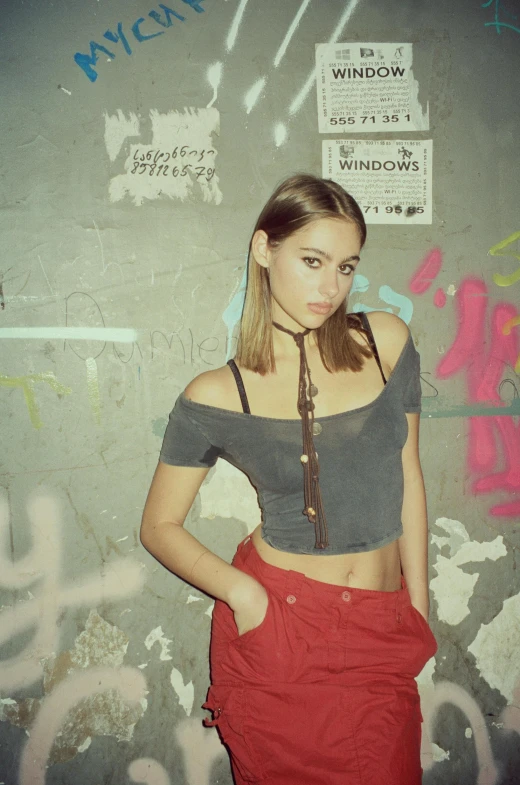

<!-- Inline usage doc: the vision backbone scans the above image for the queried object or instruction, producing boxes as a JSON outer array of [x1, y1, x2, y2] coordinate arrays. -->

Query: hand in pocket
[[233, 582, 269, 637]]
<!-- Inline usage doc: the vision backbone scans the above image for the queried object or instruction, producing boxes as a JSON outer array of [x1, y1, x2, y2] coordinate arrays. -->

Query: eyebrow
[[299, 247, 360, 264]]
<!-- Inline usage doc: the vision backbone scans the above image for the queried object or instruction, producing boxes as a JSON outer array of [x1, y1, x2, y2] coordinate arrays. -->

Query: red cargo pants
[[204, 536, 438, 785]]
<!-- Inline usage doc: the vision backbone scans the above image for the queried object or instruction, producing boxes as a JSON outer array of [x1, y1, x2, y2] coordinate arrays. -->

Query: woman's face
[[254, 217, 362, 332]]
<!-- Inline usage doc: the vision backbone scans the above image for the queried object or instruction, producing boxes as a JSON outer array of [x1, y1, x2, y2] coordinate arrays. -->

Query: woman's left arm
[[399, 412, 430, 620]]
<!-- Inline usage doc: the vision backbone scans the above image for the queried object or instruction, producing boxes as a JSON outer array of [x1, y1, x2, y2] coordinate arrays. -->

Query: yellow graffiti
[[0, 372, 72, 429], [489, 231, 520, 287], [502, 316, 520, 373]]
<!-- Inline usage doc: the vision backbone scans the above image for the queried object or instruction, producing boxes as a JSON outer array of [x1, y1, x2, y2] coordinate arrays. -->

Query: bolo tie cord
[[272, 321, 329, 549]]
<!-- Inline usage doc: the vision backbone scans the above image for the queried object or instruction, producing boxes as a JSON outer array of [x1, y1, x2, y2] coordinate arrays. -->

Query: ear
[[251, 229, 271, 270]]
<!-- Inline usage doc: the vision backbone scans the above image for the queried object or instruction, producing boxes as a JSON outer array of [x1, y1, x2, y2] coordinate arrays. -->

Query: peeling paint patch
[[144, 626, 173, 661], [430, 518, 507, 625], [107, 108, 222, 206], [200, 461, 260, 530], [205, 603, 214, 618], [70, 610, 128, 669], [431, 743, 450, 762], [4, 611, 145, 766], [187, 595, 203, 604], [468, 592, 520, 703], [104, 110, 140, 162], [170, 668, 194, 716]]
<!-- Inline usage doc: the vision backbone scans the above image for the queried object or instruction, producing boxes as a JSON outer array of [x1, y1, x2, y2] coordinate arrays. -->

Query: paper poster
[[322, 139, 432, 225], [316, 43, 428, 134]]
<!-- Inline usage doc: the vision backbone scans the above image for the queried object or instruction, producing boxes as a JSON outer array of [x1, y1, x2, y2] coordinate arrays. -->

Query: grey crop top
[[159, 317, 422, 555]]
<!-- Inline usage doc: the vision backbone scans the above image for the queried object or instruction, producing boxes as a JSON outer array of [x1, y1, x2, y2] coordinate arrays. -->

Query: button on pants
[[203, 536, 438, 785]]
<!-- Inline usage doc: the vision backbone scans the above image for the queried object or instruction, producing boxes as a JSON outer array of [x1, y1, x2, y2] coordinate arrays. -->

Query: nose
[[318, 267, 340, 300]]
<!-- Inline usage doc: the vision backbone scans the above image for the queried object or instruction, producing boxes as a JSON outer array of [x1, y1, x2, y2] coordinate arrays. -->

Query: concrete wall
[[1, 1, 519, 783]]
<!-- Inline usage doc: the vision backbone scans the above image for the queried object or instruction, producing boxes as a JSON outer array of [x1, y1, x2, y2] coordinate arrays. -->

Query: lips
[[308, 302, 333, 315]]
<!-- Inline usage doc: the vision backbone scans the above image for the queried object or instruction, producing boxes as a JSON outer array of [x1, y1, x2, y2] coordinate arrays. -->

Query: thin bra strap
[[227, 359, 251, 414], [359, 312, 387, 385]]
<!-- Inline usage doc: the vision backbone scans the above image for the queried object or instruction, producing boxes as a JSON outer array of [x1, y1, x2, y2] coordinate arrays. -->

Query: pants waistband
[[235, 535, 412, 613]]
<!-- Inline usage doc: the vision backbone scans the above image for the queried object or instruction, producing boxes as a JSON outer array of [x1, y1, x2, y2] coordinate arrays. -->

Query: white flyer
[[316, 43, 428, 134], [322, 139, 432, 225]]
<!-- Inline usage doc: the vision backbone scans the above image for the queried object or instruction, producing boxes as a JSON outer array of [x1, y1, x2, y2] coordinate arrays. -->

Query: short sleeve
[[159, 396, 221, 468], [402, 343, 422, 413]]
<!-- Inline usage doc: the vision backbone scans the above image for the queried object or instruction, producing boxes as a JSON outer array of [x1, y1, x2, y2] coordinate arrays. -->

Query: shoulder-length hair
[[235, 173, 373, 375]]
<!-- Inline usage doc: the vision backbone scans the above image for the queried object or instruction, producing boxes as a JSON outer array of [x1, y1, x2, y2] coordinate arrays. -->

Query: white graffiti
[[0, 491, 144, 690], [19, 667, 147, 785]]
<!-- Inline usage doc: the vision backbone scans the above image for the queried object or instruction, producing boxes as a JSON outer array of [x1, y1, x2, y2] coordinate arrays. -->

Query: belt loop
[[395, 574, 406, 619], [284, 569, 304, 597]]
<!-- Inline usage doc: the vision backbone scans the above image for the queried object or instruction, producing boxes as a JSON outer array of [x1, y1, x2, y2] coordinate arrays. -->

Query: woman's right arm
[[140, 460, 268, 635]]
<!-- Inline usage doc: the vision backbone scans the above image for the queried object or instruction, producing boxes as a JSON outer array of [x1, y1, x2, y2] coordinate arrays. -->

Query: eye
[[338, 263, 355, 276], [302, 257, 321, 268]]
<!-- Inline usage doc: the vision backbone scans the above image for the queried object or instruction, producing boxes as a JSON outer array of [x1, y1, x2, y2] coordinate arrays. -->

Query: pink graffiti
[[409, 247, 446, 308], [502, 316, 520, 373], [436, 277, 520, 516], [19, 667, 147, 785]]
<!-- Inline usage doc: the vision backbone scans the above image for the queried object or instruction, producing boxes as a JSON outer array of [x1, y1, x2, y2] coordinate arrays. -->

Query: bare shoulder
[[364, 311, 411, 370], [184, 364, 239, 410]]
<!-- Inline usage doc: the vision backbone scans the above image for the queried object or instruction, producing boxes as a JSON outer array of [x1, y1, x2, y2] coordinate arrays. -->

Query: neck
[[271, 321, 317, 357]]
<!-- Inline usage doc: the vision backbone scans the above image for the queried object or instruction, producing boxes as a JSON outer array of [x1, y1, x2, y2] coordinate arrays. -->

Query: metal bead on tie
[[272, 320, 329, 549]]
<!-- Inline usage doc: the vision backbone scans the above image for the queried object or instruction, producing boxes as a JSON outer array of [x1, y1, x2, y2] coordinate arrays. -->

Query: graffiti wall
[[1, 0, 519, 783]]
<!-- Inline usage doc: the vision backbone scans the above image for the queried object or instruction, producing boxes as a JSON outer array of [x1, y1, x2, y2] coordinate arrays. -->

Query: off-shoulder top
[[159, 319, 421, 555]]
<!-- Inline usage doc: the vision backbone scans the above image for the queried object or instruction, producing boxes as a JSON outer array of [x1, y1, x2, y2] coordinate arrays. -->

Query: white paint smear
[[104, 110, 140, 162], [186, 595, 203, 604], [108, 108, 222, 206], [430, 518, 507, 626], [0, 327, 137, 342], [468, 592, 520, 703], [273, 0, 312, 68], [144, 626, 173, 662], [170, 668, 194, 716], [206, 62, 222, 108], [244, 78, 266, 114], [199, 461, 260, 531], [274, 123, 287, 147], [288, 0, 361, 116], [226, 0, 250, 52]]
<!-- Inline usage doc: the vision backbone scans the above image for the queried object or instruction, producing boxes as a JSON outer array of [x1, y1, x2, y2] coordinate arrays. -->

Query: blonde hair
[[236, 174, 373, 374]]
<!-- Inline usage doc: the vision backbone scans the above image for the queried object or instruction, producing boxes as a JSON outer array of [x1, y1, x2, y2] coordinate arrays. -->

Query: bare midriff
[[251, 525, 402, 592]]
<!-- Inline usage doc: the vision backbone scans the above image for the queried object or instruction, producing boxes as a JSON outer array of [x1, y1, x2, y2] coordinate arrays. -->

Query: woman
[[141, 174, 437, 785]]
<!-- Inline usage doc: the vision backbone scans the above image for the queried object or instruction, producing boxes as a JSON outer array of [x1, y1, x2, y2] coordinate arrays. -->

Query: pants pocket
[[203, 685, 263, 783], [406, 604, 438, 674]]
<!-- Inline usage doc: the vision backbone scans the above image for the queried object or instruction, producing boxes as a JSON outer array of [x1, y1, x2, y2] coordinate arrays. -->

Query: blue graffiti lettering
[[74, 2, 204, 82], [73, 42, 116, 83], [180, 0, 205, 13], [149, 4, 186, 26], [131, 18, 165, 43], [104, 23, 133, 55]]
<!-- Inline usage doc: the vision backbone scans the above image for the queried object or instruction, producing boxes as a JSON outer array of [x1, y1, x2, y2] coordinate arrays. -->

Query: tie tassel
[[273, 322, 329, 549]]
